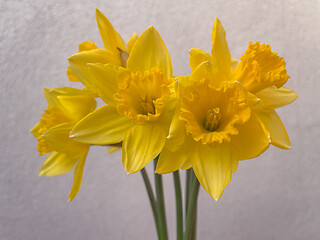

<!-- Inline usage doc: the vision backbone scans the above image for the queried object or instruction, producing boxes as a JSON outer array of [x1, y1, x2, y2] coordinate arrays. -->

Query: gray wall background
[[1, 0, 319, 239]]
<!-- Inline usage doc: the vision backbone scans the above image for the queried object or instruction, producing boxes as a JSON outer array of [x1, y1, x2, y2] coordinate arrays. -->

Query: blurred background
[[1, 0, 319, 239]]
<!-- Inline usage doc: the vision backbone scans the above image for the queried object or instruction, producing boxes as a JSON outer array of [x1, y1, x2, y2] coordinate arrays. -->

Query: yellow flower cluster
[[31, 11, 296, 201]]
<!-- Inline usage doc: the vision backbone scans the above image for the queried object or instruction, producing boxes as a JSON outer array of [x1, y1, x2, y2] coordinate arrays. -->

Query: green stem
[[173, 170, 183, 240], [154, 157, 168, 240], [140, 168, 161, 239], [190, 174, 198, 240], [183, 171, 200, 240], [185, 169, 192, 216], [191, 206, 197, 240]]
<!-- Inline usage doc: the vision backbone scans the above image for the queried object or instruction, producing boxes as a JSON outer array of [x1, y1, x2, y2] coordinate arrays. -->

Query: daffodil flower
[[70, 26, 175, 174], [67, 9, 138, 154], [156, 61, 270, 200], [30, 87, 96, 201], [67, 9, 138, 93], [188, 18, 297, 149], [156, 18, 296, 201]]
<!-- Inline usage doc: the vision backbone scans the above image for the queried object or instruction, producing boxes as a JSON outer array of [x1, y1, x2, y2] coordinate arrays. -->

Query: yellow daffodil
[[188, 18, 297, 149], [67, 9, 138, 153], [70, 26, 175, 174], [30, 87, 96, 201], [156, 61, 270, 200], [67, 9, 138, 93], [156, 18, 296, 201]]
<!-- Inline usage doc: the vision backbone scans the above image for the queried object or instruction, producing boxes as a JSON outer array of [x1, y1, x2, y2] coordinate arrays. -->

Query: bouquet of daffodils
[[31, 9, 297, 240]]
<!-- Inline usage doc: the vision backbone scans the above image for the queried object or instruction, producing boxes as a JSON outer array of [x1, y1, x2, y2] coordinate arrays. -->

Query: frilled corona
[[180, 79, 250, 146], [115, 67, 173, 123], [36, 106, 72, 155]]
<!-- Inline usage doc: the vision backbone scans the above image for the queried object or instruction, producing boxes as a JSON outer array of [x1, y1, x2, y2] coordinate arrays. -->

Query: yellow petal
[[255, 86, 297, 111], [30, 122, 41, 138], [156, 134, 193, 174], [39, 151, 78, 176], [67, 66, 80, 82], [189, 48, 212, 72], [44, 87, 96, 120], [44, 87, 94, 109], [107, 146, 122, 154], [165, 107, 186, 152], [191, 142, 234, 201], [156, 95, 177, 128], [228, 113, 270, 160], [69, 49, 120, 66], [42, 122, 88, 158], [123, 123, 166, 174], [67, 41, 98, 82], [95, 9, 126, 54], [68, 147, 89, 201], [190, 61, 228, 87], [156, 147, 185, 174], [87, 63, 122, 106], [126, 33, 138, 54], [181, 160, 192, 171], [68, 49, 121, 91], [211, 17, 231, 77], [58, 95, 96, 121], [70, 105, 132, 145], [44, 87, 96, 99], [127, 26, 172, 78], [44, 88, 64, 109], [257, 110, 291, 149], [247, 92, 261, 109], [231, 160, 239, 173]]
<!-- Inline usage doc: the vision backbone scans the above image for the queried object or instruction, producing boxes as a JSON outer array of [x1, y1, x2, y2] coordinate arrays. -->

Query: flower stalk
[[185, 169, 192, 215], [140, 168, 161, 239], [173, 170, 183, 240], [183, 170, 200, 240], [154, 157, 168, 240]]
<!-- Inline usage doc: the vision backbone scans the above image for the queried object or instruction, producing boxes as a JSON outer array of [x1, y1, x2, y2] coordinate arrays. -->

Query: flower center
[[36, 106, 71, 155], [204, 107, 221, 132], [116, 67, 172, 123], [139, 95, 155, 115]]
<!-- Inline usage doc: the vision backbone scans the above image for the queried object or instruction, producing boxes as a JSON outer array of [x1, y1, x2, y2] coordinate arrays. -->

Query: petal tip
[[213, 17, 222, 26], [95, 8, 102, 17], [67, 55, 75, 63], [211, 192, 222, 201]]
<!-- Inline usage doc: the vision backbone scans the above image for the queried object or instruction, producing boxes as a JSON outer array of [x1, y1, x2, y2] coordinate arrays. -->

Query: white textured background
[[1, 0, 319, 239]]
